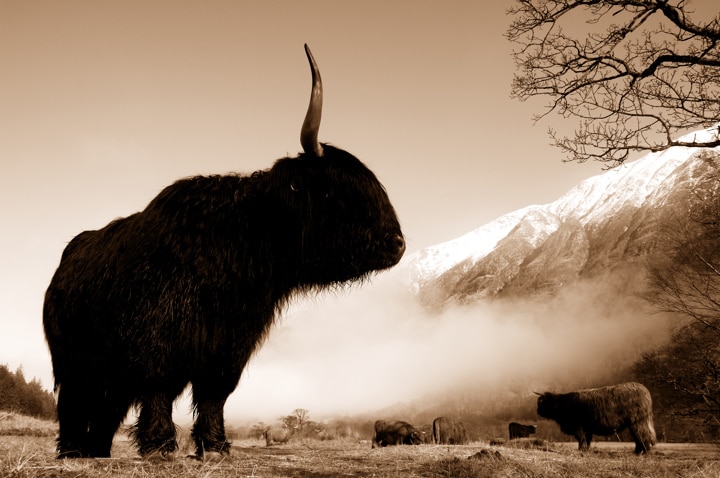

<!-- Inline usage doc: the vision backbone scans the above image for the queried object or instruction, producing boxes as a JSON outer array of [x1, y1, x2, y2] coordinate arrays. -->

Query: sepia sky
[[2, 1, 718, 423]]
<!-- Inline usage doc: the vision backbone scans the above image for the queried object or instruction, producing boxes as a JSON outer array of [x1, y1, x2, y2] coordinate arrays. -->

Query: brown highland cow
[[536, 382, 656, 454]]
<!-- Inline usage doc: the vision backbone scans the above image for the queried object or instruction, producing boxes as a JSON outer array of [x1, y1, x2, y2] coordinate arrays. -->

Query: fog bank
[[171, 269, 669, 424]]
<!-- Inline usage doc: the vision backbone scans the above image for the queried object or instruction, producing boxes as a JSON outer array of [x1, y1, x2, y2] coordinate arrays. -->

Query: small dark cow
[[508, 422, 536, 440], [372, 420, 423, 448], [432, 417, 468, 445], [536, 382, 656, 454], [43, 44, 405, 460], [263, 426, 294, 446]]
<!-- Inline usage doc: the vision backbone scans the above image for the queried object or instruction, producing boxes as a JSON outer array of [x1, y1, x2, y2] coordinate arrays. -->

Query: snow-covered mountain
[[405, 126, 720, 307]]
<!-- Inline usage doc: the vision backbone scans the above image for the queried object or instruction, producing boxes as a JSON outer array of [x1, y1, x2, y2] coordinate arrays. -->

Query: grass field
[[2, 427, 719, 478]]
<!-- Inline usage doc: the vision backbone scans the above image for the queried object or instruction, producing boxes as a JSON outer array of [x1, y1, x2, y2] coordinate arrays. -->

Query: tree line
[[0, 365, 56, 420]]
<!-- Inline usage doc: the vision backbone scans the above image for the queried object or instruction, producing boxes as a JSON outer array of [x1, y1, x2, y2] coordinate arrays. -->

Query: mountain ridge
[[404, 126, 720, 307]]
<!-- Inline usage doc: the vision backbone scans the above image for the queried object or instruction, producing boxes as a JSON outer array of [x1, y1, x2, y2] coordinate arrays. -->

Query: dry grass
[[2, 436, 720, 478], [0, 411, 57, 437], [1, 414, 718, 477]]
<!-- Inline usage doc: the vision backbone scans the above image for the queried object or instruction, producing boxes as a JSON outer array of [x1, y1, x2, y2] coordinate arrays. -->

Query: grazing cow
[[432, 417, 468, 445], [536, 382, 656, 454], [508, 422, 536, 440], [43, 44, 405, 460], [263, 426, 295, 446], [372, 420, 423, 448]]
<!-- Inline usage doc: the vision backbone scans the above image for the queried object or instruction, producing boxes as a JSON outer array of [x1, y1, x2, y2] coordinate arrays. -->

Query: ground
[[1, 434, 719, 478]]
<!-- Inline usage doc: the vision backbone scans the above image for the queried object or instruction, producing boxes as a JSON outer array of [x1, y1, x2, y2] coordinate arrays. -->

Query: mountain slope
[[405, 126, 720, 307]]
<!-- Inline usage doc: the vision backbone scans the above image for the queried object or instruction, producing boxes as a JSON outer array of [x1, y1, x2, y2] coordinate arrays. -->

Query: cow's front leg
[[575, 429, 589, 451]]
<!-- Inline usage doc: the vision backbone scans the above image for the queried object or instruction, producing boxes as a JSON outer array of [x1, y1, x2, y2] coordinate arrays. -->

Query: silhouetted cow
[[43, 44, 405, 460], [372, 420, 423, 447], [536, 382, 656, 454], [432, 417, 468, 445], [508, 422, 536, 439]]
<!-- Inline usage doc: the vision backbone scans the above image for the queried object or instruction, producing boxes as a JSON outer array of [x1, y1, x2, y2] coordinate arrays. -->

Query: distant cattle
[[432, 417, 468, 445], [263, 426, 295, 446], [508, 422, 536, 440], [536, 382, 656, 454], [371, 420, 423, 448]]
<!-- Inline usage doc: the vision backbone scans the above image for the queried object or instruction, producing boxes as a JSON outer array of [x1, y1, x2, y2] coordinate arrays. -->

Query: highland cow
[[43, 44, 405, 460], [371, 420, 423, 448], [263, 426, 295, 446], [508, 422, 536, 440], [536, 382, 656, 454], [432, 416, 468, 445]]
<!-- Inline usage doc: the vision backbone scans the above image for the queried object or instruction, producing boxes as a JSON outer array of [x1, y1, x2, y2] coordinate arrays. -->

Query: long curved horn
[[300, 44, 324, 157]]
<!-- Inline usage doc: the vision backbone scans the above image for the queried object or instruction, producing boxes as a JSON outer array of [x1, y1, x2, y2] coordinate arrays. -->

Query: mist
[[170, 267, 670, 425]]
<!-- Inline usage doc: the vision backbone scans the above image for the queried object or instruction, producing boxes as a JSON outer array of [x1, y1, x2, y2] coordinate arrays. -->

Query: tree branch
[[507, 0, 720, 164]]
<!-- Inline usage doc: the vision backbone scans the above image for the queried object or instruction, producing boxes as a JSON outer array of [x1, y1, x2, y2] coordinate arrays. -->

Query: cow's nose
[[392, 234, 406, 259]]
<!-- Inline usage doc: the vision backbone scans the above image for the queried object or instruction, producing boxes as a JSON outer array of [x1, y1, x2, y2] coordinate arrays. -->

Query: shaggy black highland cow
[[508, 421, 536, 440], [536, 382, 656, 454], [43, 44, 405, 459], [371, 420, 423, 448], [432, 416, 468, 445]]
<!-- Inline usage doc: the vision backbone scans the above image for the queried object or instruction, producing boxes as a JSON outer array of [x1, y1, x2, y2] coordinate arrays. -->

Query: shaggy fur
[[371, 420, 423, 448], [432, 417, 468, 445], [43, 144, 405, 459], [508, 422, 536, 440], [536, 382, 656, 454]]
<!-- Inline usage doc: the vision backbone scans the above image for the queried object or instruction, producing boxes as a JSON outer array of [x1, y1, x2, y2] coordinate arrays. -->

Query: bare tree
[[507, 0, 720, 165], [281, 408, 310, 432]]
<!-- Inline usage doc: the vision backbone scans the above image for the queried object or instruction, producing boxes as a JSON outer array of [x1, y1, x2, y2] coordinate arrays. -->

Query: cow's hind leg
[[190, 377, 233, 457], [190, 397, 230, 457], [55, 379, 95, 458], [132, 392, 180, 458]]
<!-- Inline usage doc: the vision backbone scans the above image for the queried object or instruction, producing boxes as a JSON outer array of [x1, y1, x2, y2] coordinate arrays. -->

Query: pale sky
[[2, 1, 717, 423]]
